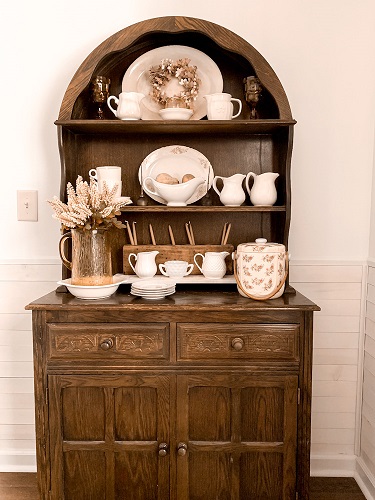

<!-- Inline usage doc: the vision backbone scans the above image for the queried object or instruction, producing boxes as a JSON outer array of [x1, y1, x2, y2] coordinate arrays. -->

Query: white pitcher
[[107, 92, 145, 120], [212, 173, 246, 206], [128, 251, 159, 278], [245, 172, 279, 206], [203, 93, 242, 120], [194, 251, 230, 279]]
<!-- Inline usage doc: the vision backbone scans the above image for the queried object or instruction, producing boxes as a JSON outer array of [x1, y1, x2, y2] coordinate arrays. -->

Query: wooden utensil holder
[[123, 245, 234, 275]]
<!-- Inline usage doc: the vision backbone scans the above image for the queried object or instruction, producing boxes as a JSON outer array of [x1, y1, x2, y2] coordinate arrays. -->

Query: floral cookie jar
[[233, 238, 289, 300]]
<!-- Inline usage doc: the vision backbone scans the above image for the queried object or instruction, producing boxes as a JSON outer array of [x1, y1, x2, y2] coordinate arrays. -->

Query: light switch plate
[[17, 190, 38, 221]]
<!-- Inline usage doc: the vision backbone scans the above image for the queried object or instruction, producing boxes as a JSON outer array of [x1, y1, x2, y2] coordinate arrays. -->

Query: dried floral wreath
[[149, 58, 201, 108]]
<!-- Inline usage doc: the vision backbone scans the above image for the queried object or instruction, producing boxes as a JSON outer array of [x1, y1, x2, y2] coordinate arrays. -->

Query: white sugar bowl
[[233, 238, 288, 300]]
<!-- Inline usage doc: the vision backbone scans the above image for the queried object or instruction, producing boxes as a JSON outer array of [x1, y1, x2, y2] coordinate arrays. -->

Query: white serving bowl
[[57, 275, 128, 300], [159, 108, 193, 120]]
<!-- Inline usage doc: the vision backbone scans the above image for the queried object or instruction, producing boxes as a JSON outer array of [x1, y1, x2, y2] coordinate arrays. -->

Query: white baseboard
[[310, 454, 356, 476], [0, 451, 36, 472], [355, 457, 375, 500]]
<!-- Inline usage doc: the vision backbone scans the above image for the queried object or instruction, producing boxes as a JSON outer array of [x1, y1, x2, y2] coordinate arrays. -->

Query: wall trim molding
[[355, 457, 375, 500], [0, 451, 36, 473], [310, 454, 356, 477], [0, 258, 369, 266]]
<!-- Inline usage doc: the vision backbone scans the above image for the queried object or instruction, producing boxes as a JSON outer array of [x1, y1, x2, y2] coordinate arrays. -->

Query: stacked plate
[[130, 278, 176, 300]]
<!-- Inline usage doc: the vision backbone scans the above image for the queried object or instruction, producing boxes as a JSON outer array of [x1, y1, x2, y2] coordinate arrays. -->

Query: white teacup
[[159, 260, 194, 278], [89, 166, 122, 198]]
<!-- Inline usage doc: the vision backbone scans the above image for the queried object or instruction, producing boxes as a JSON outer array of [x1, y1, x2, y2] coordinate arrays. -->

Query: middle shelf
[[121, 205, 287, 212]]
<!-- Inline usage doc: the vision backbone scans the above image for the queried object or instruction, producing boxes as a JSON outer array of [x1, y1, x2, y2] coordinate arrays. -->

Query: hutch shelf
[[27, 16, 319, 500]]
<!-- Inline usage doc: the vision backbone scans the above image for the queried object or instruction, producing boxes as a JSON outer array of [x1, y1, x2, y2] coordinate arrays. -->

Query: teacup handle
[[193, 253, 204, 274], [231, 98, 242, 119], [212, 176, 223, 197], [89, 168, 97, 180], [59, 232, 72, 270], [245, 172, 256, 196], [142, 176, 159, 197], [185, 263, 194, 276], [159, 264, 169, 276], [107, 95, 118, 117], [128, 253, 137, 274]]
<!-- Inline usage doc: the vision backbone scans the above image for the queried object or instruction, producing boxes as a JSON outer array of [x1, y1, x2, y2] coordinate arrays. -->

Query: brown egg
[[182, 174, 195, 183], [156, 173, 179, 184]]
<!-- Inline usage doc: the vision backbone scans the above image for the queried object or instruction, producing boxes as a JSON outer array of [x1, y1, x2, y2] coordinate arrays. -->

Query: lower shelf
[[120, 274, 236, 285]]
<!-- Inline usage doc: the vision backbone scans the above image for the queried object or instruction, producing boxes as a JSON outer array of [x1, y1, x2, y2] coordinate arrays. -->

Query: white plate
[[131, 278, 176, 291], [122, 45, 223, 120], [57, 275, 128, 300], [139, 145, 214, 205], [131, 286, 175, 293]]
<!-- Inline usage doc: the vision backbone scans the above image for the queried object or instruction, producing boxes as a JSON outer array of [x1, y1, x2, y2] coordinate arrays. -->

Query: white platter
[[139, 145, 214, 205], [58, 275, 128, 300], [122, 45, 223, 120]]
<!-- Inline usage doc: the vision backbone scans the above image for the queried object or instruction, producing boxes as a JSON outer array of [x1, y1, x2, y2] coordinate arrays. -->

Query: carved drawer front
[[48, 323, 169, 360], [177, 323, 299, 361]]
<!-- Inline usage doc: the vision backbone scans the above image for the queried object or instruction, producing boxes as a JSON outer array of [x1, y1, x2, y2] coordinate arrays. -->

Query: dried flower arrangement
[[149, 58, 201, 108], [47, 175, 132, 231]]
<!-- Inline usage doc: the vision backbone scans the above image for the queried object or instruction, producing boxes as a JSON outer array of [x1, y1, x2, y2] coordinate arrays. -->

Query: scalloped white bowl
[[57, 275, 128, 300], [159, 108, 193, 120]]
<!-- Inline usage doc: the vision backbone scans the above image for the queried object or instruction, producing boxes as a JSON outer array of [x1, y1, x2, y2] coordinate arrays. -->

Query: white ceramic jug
[[128, 251, 159, 278], [107, 92, 145, 120], [203, 93, 242, 120], [212, 173, 246, 206], [193, 251, 230, 279], [245, 172, 279, 206]]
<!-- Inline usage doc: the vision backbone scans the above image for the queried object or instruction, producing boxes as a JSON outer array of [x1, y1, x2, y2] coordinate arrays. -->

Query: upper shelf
[[55, 119, 296, 135]]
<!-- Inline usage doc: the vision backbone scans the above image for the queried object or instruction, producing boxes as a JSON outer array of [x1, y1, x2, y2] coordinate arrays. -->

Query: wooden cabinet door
[[48, 374, 170, 500], [176, 374, 298, 500]]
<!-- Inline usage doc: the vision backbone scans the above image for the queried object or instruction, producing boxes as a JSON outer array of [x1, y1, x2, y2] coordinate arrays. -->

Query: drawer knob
[[231, 337, 244, 351], [100, 338, 113, 351], [158, 443, 168, 457], [177, 442, 187, 456]]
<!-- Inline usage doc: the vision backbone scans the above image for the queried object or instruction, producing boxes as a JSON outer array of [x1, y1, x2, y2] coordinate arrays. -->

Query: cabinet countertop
[[26, 285, 319, 312]]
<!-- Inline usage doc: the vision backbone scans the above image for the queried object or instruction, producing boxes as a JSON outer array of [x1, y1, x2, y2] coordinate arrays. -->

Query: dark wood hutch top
[[27, 286, 318, 312]]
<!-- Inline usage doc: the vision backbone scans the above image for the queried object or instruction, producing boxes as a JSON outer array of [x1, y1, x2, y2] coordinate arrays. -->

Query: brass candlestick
[[90, 76, 111, 119], [244, 76, 262, 119]]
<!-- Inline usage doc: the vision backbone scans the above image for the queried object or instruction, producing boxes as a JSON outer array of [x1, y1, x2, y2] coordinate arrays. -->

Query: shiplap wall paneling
[[360, 264, 375, 487], [290, 264, 363, 462], [0, 263, 60, 471]]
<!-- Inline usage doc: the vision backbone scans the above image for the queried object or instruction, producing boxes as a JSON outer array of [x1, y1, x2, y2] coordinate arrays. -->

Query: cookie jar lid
[[236, 238, 286, 253]]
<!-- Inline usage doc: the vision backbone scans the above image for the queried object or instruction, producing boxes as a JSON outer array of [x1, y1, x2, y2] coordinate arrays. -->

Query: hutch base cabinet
[[28, 16, 319, 499], [27, 288, 318, 499]]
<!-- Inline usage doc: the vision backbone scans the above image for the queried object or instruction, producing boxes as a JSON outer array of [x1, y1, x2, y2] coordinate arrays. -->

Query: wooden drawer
[[177, 323, 299, 361], [48, 323, 169, 360]]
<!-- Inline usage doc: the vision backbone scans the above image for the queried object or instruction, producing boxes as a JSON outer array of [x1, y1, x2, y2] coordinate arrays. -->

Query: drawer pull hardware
[[231, 337, 244, 351], [100, 338, 114, 351], [158, 443, 168, 456], [177, 442, 188, 456]]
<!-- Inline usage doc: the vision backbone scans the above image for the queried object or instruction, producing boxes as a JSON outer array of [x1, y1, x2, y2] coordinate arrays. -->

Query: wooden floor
[[0, 473, 367, 499]]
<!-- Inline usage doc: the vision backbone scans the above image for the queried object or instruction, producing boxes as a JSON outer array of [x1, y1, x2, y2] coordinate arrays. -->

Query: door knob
[[231, 337, 244, 351], [158, 443, 168, 456], [177, 442, 187, 456]]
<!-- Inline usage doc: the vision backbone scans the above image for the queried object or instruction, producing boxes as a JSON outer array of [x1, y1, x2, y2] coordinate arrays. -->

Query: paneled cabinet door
[[48, 374, 170, 500], [176, 374, 298, 500]]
